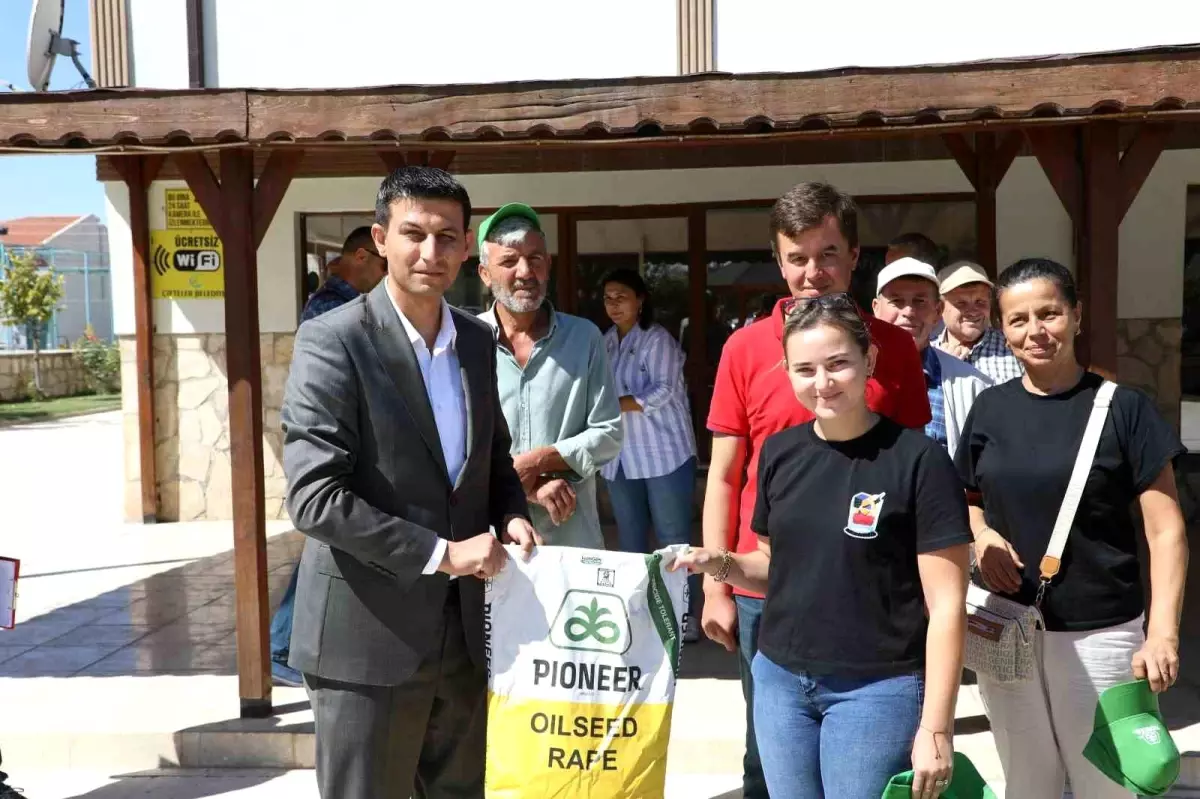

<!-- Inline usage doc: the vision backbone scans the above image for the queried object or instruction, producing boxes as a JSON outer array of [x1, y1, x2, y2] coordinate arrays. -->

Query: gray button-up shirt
[[479, 305, 623, 548]]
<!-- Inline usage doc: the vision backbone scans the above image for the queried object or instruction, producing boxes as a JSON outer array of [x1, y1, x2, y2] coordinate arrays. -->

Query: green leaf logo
[[565, 597, 621, 644], [549, 590, 632, 654]]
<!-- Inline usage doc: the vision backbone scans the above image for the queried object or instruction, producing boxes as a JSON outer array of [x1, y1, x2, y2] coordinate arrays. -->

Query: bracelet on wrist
[[713, 547, 732, 583]]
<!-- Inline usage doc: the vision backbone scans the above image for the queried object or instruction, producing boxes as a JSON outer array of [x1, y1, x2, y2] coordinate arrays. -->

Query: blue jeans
[[736, 595, 769, 799], [270, 563, 299, 665], [752, 652, 923, 798], [606, 458, 699, 614], [605, 457, 696, 551]]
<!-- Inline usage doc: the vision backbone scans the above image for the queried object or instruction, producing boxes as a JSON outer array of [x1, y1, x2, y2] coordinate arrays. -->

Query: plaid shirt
[[934, 326, 1024, 384], [300, 275, 360, 323], [922, 346, 948, 450]]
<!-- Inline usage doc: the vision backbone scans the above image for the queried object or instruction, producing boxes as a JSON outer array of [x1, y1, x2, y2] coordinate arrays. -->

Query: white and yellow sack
[[484, 545, 688, 798]]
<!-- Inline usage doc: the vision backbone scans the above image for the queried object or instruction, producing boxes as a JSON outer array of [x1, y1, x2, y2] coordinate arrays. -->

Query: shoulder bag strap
[[1037, 379, 1118, 602]]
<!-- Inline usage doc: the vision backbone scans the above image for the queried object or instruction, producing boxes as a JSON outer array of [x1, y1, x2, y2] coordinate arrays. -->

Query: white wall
[[1120, 149, 1200, 319], [128, 0, 190, 88], [206, 0, 676, 88], [106, 152, 1200, 335], [996, 158, 1074, 280], [717, 0, 1200, 74]]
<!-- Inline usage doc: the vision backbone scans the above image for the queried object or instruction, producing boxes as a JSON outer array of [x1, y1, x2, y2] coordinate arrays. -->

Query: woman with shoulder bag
[[955, 258, 1189, 798], [674, 295, 970, 798]]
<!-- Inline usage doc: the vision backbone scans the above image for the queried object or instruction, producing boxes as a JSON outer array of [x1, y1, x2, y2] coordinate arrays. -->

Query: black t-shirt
[[955, 371, 1185, 632], [753, 418, 971, 677]]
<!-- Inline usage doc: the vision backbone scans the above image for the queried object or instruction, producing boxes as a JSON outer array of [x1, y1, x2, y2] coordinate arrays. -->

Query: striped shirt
[[601, 323, 697, 481], [933, 326, 1024, 384]]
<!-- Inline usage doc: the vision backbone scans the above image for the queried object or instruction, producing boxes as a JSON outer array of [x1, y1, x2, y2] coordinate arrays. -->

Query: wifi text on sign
[[150, 189, 225, 300]]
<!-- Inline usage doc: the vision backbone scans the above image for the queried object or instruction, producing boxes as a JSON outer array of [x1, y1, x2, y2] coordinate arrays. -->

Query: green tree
[[0, 252, 65, 399]]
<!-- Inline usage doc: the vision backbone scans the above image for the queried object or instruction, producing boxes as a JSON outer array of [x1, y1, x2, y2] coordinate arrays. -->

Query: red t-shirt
[[706, 298, 931, 598]]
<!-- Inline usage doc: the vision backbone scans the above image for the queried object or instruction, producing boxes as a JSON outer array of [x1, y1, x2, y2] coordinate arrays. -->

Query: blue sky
[[0, 0, 106, 222]]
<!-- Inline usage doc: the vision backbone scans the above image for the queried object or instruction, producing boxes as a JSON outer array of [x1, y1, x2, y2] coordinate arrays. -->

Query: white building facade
[[80, 0, 1200, 522]]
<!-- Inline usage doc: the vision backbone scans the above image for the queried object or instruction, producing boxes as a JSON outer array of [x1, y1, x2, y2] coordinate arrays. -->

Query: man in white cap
[[932, 260, 1024, 384], [874, 257, 992, 457]]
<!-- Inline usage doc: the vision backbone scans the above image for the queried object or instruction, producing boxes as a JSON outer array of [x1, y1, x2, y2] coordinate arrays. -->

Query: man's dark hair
[[374, 166, 472, 230], [888, 232, 941, 267], [770, 182, 858, 252], [341, 226, 376, 256], [997, 257, 1078, 307]]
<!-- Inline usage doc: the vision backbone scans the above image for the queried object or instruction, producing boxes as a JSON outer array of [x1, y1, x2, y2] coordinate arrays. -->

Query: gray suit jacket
[[281, 282, 529, 686]]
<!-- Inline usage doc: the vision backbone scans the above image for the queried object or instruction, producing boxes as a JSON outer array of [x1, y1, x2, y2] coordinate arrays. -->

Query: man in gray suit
[[281, 166, 539, 799]]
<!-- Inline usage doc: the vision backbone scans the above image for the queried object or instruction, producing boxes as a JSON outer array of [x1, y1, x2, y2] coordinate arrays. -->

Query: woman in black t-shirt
[[674, 294, 971, 799], [955, 258, 1188, 799]]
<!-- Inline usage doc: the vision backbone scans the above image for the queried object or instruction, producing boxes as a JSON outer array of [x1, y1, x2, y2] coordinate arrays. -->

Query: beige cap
[[937, 260, 993, 295]]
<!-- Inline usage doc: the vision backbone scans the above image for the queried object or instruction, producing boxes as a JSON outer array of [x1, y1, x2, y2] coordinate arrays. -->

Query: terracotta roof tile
[[0, 216, 84, 247]]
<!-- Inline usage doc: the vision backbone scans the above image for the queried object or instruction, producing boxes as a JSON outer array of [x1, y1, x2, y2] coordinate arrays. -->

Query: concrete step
[[6, 679, 1199, 797], [6, 768, 747, 799]]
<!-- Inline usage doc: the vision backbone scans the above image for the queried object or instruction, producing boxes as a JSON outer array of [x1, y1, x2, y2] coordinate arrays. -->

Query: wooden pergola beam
[[111, 154, 165, 524], [174, 153, 232, 242], [1025, 120, 1172, 378], [253, 150, 305, 248], [217, 148, 272, 718], [942, 133, 979, 188], [1026, 127, 1083, 224], [556, 213, 575, 311], [374, 150, 457, 173], [686, 209, 709, 458], [168, 145, 305, 717], [378, 150, 406, 173], [1080, 122, 1121, 378], [1117, 123, 1174, 219], [5, 50, 1200, 149], [941, 130, 1023, 276]]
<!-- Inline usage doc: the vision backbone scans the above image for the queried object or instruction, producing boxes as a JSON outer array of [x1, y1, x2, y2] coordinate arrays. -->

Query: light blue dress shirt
[[479, 304, 623, 548]]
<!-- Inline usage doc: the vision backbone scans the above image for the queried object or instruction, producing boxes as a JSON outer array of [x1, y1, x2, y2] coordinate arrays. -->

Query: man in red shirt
[[702, 182, 930, 798]]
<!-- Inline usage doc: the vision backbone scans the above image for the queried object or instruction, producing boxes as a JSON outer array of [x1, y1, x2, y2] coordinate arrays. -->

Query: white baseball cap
[[876, 257, 939, 296]]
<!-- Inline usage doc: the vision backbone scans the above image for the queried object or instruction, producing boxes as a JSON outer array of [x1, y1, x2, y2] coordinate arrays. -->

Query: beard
[[493, 280, 546, 314]]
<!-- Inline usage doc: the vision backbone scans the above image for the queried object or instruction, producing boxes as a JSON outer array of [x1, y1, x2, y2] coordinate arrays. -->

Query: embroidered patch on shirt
[[845, 491, 886, 539]]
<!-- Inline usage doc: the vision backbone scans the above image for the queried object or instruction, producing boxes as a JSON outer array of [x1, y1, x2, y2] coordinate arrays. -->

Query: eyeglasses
[[781, 292, 858, 317]]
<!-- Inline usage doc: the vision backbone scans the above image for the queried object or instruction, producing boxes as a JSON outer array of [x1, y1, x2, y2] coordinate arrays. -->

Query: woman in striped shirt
[[599, 269, 700, 636]]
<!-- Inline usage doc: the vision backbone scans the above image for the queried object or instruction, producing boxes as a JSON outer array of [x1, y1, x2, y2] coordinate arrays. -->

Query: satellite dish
[[27, 0, 96, 91]]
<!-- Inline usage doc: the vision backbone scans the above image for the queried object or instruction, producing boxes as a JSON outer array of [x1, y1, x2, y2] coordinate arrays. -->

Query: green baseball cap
[[477, 202, 542, 246], [1083, 679, 1179, 796], [881, 752, 997, 799]]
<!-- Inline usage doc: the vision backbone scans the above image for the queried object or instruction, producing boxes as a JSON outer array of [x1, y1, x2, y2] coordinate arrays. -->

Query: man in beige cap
[[933, 260, 1023, 384], [874, 257, 992, 457]]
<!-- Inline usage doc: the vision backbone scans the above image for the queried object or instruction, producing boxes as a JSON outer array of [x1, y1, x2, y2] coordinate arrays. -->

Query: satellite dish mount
[[47, 34, 96, 89], [27, 0, 97, 91]]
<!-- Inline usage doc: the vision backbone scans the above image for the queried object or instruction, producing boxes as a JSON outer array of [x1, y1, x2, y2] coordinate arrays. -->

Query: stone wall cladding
[[1116, 317, 1182, 431], [120, 333, 293, 522], [0, 350, 91, 401]]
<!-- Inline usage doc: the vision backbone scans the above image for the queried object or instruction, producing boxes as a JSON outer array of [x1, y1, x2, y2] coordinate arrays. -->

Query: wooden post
[[974, 133, 999, 279], [556, 213, 575, 313], [1026, 122, 1171, 377], [1080, 123, 1121, 378], [173, 146, 304, 717], [686, 209, 708, 458], [112, 155, 164, 523], [943, 131, 1022, 278], [219, 148, 272, 718]]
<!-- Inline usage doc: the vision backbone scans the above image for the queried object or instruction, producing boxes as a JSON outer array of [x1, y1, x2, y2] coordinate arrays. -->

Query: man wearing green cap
[[477, 203, 623, 547]]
